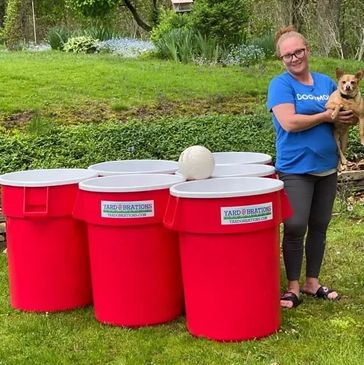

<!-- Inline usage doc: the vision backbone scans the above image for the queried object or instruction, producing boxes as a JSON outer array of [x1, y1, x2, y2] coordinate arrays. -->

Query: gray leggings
[[278, 172, 337, 281]]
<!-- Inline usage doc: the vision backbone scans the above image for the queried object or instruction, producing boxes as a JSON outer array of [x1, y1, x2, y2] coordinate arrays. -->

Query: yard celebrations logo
[[101, 200, 154, 218], [221, 202, 273, 225]]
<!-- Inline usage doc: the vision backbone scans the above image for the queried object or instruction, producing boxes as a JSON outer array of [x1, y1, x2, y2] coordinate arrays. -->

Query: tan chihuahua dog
[[325, 68, 364, 171]]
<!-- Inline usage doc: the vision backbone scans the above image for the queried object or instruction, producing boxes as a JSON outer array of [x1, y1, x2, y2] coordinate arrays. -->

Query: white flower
[[97, 38, 156, 58]]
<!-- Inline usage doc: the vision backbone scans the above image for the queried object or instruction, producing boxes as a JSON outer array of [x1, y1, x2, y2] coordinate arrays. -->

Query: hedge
[[0, 113, 362, 173]]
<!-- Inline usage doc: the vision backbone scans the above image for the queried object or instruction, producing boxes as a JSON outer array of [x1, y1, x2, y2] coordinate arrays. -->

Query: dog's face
[[336, 68, 363, 97]]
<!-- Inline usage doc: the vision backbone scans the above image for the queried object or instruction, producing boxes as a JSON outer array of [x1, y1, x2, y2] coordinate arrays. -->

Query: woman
[[267, 26, 354, 309]]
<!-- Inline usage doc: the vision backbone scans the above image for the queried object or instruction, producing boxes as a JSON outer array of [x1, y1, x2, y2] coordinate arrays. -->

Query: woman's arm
[[272, 103, 355, 132]]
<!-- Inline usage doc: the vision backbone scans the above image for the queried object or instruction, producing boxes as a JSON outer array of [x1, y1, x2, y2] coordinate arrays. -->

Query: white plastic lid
[[88, 160, 178, 176], [0, 168, 98, 187], [211, 164, 275, 178], [212, 152, 272, 165], [79, 174, 185, 192], [175, 164, 275, 178], [170, 177, 283, 198]]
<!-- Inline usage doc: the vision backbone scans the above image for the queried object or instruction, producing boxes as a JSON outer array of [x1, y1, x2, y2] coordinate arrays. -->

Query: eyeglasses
[[280, 48, 306, 62]]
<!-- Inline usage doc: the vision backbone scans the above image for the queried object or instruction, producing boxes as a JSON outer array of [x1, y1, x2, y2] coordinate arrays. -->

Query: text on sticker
[[221, 202, 273, 225], [101, 200, 154, 218]]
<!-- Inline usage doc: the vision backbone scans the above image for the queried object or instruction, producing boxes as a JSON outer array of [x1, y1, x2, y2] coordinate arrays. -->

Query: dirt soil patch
[[0, 95, 264, 127]]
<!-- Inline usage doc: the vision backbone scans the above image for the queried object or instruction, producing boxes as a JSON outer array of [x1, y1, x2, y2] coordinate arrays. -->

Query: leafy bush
[[154, 28, 224, 64], [222, 44, 265, 67], [193, 32, 224, 65], [83, 25, 117, 41], [2, 0, 23, 49], [1, 114, 362, 174], [67, 0, 119, 17], [63, 36, 99, 53], [189, 0, 251, 48], [249, 33, 275, 59], [348, 125, 364, 161], [47, 26, 71, 50], [154, 28, 195, 63], [0, 114, 276, 173], [150, 9, 190, 43], [152, 3, 254, 64]]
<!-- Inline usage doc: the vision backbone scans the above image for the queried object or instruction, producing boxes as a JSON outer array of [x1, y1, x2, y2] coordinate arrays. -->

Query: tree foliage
[[0, 0, 6, 29], [66, 0, 161, 31], [2, 0, 24, 48], [66, 0, 120, 17], [189, 0, 251, 46]]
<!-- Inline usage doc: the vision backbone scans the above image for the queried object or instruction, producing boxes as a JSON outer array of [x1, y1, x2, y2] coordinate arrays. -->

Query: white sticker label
[[101, 200, 154, 218], [221, 202, 273, 225]]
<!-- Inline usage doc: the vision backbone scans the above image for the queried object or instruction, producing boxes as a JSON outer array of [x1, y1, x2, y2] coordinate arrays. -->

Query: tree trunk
[[291, 0, 308, 32], [0, 0, 6, 28], [122, 0, 152, 31]]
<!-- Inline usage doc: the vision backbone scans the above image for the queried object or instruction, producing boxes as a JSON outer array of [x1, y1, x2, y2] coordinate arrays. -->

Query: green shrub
[[0, 114, 276, 173], [1, 114, 361, 174], [63, 36, 99, 53], [249, 33, 275, 59], [154, 28, 195, 63], [82, 24, 117, 41], [154, 28, 224, 64], [189, 0, 250, 47], [47, 26, 71, 51], [67, 0, 119, 18], [150, 8, 190, 43], [194, 32, 224, 65], [348, 125, 364, 161], [2, 0, 23, 49]]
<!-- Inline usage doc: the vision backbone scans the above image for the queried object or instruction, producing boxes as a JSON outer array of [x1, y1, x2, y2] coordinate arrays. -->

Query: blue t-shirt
[[267, 71, 338, 174]]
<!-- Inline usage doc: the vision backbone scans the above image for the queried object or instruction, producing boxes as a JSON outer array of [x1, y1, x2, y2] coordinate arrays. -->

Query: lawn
[[0, 51, 363, 365], [0, 51, 269, 120], [0, 203, 363, 365], [0, 51, 363, 124]]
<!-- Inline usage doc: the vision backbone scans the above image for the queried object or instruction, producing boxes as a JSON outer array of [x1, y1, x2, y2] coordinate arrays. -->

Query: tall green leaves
[[154, 28, 223, 64], [47, 26, 70, 50]]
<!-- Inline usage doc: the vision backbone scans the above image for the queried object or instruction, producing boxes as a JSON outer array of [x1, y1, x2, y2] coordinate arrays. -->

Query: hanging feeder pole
[[31, 0, 37, 44]]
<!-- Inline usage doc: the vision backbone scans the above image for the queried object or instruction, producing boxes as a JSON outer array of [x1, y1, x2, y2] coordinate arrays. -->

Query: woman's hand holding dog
[[325, 108, 358, 125]]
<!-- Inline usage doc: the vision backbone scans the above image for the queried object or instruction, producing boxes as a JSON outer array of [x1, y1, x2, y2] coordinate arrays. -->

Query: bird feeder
[[171, 0, 194, 13]]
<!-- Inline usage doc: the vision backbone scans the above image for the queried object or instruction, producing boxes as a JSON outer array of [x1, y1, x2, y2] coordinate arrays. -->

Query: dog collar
[[340, 92, 356, 100]]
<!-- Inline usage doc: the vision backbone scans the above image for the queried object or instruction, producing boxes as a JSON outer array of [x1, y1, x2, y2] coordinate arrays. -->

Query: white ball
[[178, 145, 215, 180]]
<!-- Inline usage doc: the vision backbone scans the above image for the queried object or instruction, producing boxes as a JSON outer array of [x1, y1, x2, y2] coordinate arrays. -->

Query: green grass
[[0, 204, 363, 365], [0, 50, 363, 365], [0, 51, 268, 119], [1, 51, 363, 124]]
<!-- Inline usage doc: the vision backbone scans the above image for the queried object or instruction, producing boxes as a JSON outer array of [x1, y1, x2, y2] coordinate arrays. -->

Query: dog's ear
[[336, 68, 344, 80], [355, 70, 363, 81]]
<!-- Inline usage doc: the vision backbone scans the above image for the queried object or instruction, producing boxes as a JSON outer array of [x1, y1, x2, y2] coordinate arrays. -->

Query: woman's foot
[[280, 291, 302, 308], [302, 278, 340, 300], [281, 280, 301, 308]]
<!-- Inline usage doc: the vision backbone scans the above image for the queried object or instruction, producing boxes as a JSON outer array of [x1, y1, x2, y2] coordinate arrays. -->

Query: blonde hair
[[275, 25, 308, 57]]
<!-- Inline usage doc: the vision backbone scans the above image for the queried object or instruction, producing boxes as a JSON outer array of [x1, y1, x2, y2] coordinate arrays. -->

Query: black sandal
[[280, 291, 303, 308], [302, 286, 340, 301]]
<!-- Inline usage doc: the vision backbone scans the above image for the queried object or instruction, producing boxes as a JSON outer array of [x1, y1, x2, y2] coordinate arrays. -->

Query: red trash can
[[211, 164, 276, 179], [74, 173, 185, 327], [212, 151, 272, 165], [164, 177, 292, 341], [0, 168, 98, 312], [88, 159, 178, 176]]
